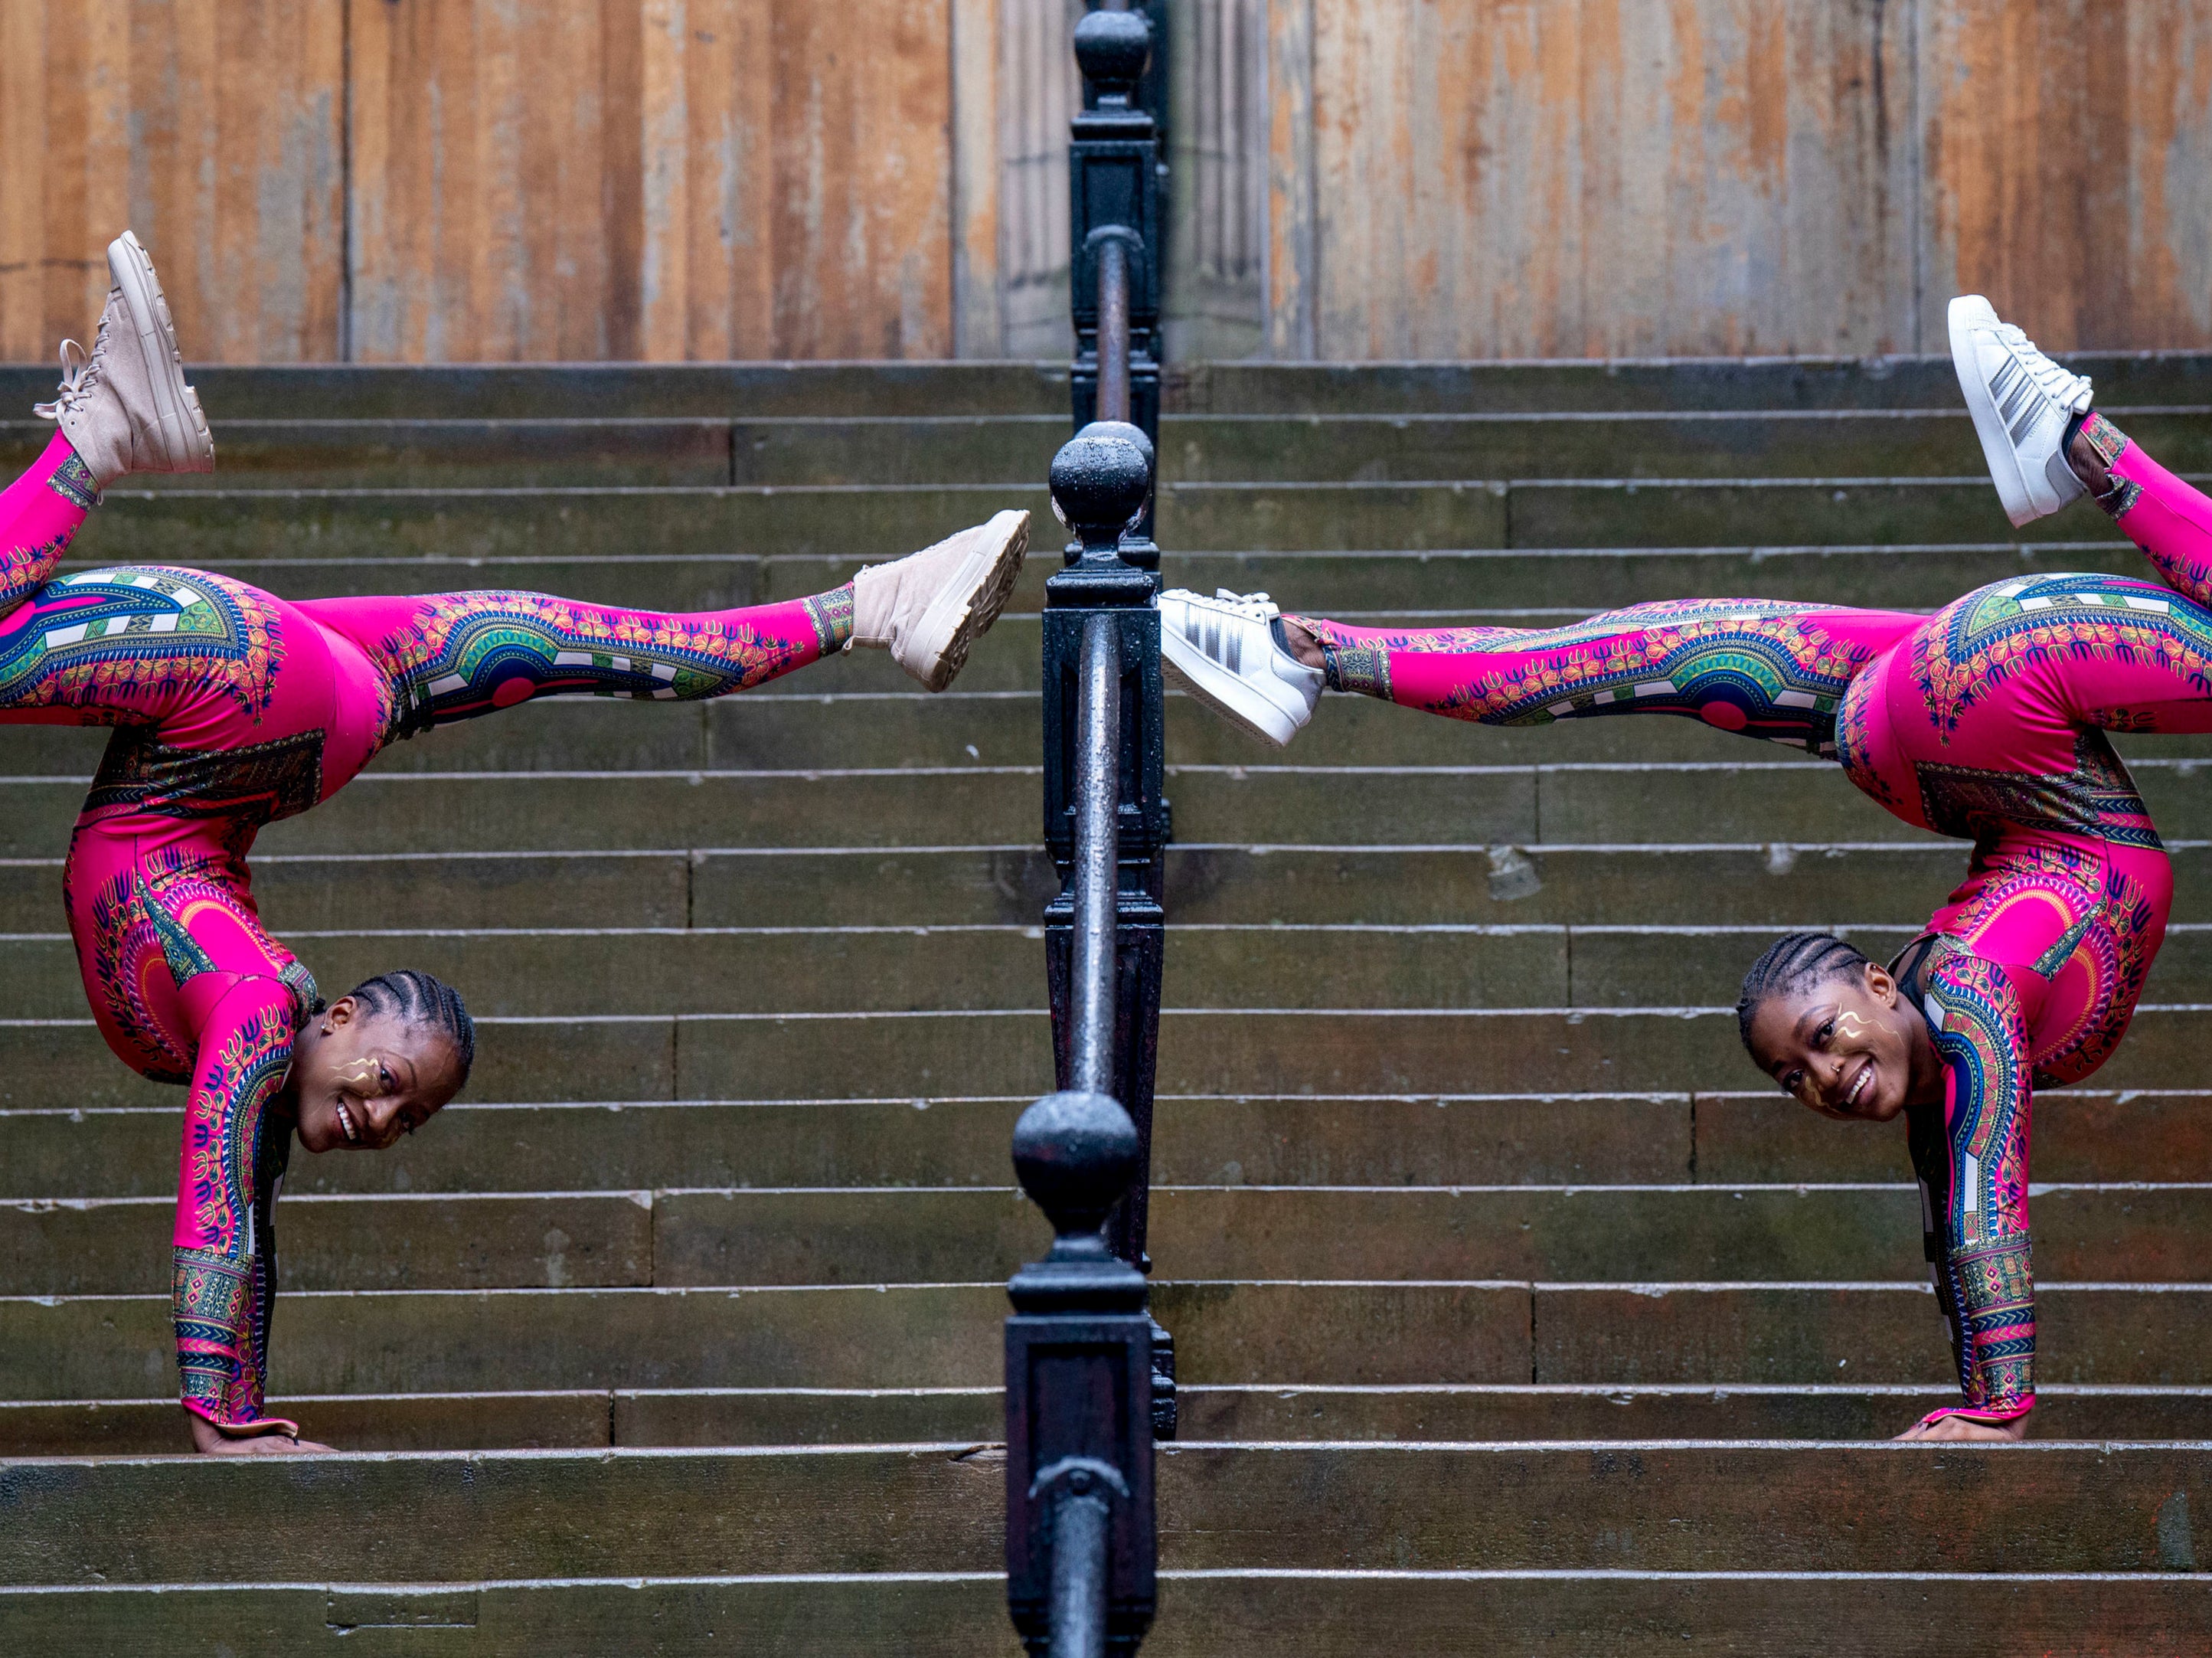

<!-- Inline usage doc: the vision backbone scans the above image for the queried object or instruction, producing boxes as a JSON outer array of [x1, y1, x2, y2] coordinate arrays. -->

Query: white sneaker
[[851, 509, 1029, 692], [1948, 294, 2092, 528], [33, 231, 214, 489], [1158, 587, 1322, 747]]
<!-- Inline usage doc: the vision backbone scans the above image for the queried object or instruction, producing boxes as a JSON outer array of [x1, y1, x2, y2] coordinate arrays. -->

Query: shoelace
[[1993, 321, 2088, 399], [31, 337, 97, 423]]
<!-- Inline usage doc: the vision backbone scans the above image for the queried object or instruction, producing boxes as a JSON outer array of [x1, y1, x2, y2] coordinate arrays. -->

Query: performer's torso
[[0, 566, 393, 1081], [1839, 573, 2179, 1084]]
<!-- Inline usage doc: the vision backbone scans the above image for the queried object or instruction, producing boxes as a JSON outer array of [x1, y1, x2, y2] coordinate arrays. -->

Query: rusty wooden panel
[[1919, 0, 2212, 353], [347, 0, 949, 363], [348, 0, 638, 362], [950, 0, 1001, 355], [768, 0, 953, 358], [638, 0, 775, 361], [1296, 0, 1920, 360], [0, 0, 341, 365]]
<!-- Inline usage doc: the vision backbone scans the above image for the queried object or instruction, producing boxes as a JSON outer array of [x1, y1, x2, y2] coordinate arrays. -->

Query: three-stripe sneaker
[[1158, 587, 1323, 747], [1948, 294, 2093, 528]]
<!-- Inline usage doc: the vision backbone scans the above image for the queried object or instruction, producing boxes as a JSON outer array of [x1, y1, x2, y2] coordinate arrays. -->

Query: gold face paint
[[1835, 1011, 1871, 1041], [332, 1056, 382, 1092]]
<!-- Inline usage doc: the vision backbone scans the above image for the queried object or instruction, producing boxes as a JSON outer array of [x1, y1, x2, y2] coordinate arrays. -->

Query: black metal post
[[1004, 1091, 1158, 1655], [1071, 613, 1122, 1096], [1040, 432, 1173, 1441], [1069, 6, 1162, 469]]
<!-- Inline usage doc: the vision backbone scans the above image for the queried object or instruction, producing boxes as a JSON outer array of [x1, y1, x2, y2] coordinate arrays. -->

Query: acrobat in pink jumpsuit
[[1284, 413, 2208, 1427], [0, 433, 852, 1435]]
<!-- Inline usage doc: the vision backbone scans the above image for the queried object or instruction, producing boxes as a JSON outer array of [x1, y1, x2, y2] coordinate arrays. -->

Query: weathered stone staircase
[[2, 356, 2208, 1651]]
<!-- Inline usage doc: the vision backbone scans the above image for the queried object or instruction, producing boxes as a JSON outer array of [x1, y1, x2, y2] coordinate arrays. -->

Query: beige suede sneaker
[[34, 231, 214, 489], [851, 509, 1030, 692]]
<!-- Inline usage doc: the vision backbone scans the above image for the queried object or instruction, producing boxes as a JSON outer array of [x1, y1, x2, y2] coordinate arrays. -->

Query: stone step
[[18, 1381, 2212, 1457], [11, 839, 2211, 940], [15, 758, 2212, 872], [17, 686, 2212, 779], [9, 1568, 2208, 1657], [28, 754, 2212, 859], [41, 537, 2168, 623], [2, 1279, 2204, 1399], [5, 1441, 2211, 1582], [54, 476, 2127, 565], [5, 1569, 2208, 1658], [11, 1001, 2210, 1111], [0, 361, 1073, 420], [8, 922, 2212, 1022], [13, 349, 2200, 420], [8, 1182, 2210, 1296], [1169, 352, 2212, 414], [4, 1090, 2201, 1202], [9, 407, 2211, 490]]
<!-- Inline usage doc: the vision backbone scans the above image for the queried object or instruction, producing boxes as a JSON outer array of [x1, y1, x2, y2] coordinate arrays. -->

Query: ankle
[[2068, 412, 2135, 514], [1274, 616, 1328, 670]]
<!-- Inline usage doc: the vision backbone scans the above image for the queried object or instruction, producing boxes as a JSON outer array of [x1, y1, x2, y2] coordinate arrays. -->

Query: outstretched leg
[[300, 585, 856, 736], [2067, 414, 2212, 610], [0, 433, 100, 622], [1159, 587, 1920, 753], [298, 508, 1031, 738]]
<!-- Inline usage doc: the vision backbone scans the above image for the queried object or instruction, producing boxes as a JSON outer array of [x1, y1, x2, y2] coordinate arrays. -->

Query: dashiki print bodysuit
[[1289, 412, 2212, 1427], [0, 432, 851, 1435]]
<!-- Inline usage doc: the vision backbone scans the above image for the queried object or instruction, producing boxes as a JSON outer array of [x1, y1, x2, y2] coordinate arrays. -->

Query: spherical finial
[[1073, 8, 1151, 101], [1049, 433, 1151, 551], [1011, 1091, 1139, 1237], [1075, 418, 1154, 475]]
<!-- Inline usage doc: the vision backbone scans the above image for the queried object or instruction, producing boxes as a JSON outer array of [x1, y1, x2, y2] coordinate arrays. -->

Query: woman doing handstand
[[3, 234, 1031, 1454], [1158, 296, 2208, 1443]]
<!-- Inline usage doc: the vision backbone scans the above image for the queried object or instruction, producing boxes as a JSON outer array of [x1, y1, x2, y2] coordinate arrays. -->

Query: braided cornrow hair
[[1736, 931, 1872, 1053], [346, 969, 477, 1086]]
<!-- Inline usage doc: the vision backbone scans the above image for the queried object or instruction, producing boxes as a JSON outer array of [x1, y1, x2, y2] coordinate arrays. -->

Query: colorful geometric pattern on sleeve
[[1910, 945, 2037, 1425], [172, 981, 304, 1432]]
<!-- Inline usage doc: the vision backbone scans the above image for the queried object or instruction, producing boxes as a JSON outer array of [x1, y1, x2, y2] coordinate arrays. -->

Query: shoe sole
[[908, 509, 1030, 692], [1948, 294, 2043, 529], [107, 231, 214, 474], [1159, 626, 1301, 747]]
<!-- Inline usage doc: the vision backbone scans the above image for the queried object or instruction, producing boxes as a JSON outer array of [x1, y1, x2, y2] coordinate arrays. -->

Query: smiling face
[[1743, 960, 1942, 1123], [286, 995, 466, 1153]]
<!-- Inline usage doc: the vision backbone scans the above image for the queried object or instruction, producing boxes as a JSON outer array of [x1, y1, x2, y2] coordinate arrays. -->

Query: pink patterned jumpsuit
[[1289, 414, 2210, 1427], [0, 433, 852, 1436]]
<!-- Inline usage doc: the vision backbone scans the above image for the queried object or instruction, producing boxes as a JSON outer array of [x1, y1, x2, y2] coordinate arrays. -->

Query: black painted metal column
[[1004, 1090, 1158, 1656], [1070, 6, 1162, 459], [1040, 432, 1171, 1418], [1005, 6, 1175, 1648]]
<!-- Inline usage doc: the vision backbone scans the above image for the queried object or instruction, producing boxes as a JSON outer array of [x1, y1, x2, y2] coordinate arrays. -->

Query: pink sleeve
[[172, 974, 302, 1436]]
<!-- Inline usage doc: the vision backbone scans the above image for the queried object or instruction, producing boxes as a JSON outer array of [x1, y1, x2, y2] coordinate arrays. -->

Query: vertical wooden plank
[[769, 0, 951, 358], [0, 0, 52, 362], [603, 0, 646, 359], [639, 0, 691, 360], [1920, 0, 2212, 353], [1295, 0, 1918, 360], [2121, 0, 2212, 348], [632, 0, 774, 361], [704, 0, 776, 359], [1266, 0, 1316, 357], [994, 0, 1080, 357], [950, 0, 1002, 357]]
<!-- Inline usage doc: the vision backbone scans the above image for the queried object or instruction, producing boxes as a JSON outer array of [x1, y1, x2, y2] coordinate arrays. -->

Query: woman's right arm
[[1902, 948, 2038, 1437], [171, 974, 316, 1447]]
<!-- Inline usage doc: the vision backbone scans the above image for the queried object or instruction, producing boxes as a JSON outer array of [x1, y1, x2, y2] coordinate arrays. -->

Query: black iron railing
[[1005, 4, 1170, 1652]]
